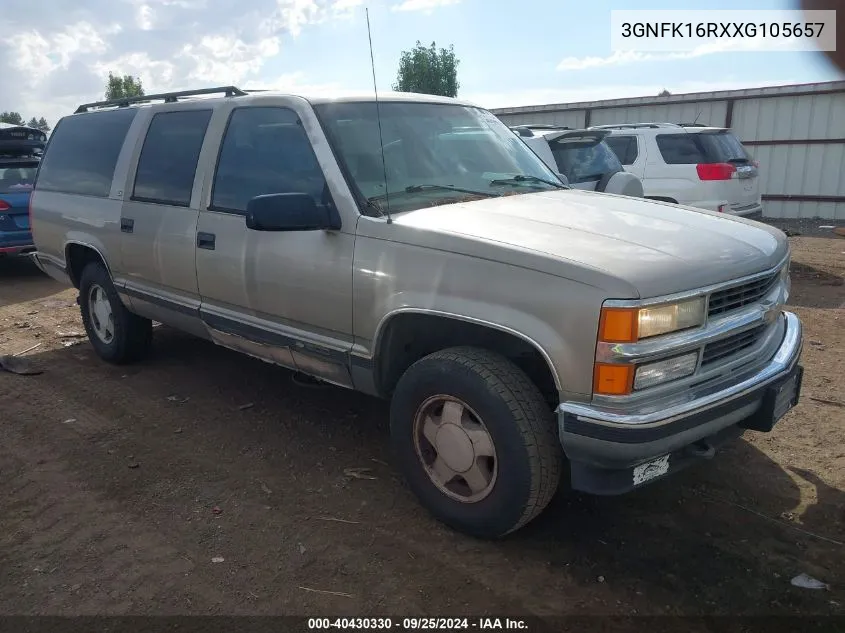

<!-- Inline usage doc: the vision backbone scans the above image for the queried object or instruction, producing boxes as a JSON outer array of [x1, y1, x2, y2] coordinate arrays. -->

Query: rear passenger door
[[194, 104, 356, 388], [118, 106, 212, 337], [604, 134, 645, 180], [650, 133, 704, 204]]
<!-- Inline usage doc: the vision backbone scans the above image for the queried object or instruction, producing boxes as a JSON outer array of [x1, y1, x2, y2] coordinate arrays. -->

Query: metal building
[[491, 80, 845, 220]]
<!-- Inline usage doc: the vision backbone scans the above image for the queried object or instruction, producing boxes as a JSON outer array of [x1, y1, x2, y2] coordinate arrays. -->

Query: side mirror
[[245, 193, 338, 232], [556, 172, 570, 186]]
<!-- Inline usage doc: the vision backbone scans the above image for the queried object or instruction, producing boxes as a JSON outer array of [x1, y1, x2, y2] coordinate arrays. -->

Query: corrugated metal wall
[[492, 81, 845, 220]]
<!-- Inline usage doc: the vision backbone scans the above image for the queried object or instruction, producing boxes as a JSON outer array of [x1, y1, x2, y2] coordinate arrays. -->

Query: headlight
[[599, 297, 706, 343], [633, 352, 699, 390]]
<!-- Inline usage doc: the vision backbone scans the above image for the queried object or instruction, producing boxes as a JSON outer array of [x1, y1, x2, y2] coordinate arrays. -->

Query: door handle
[[120, 217, 134, 233], [197, 232, 216, 250]]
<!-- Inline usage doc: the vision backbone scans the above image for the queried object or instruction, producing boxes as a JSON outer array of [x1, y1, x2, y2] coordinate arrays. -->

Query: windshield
[[0, 162, 38, 193], [313, 101, 564, 214], [549, 138, 622, 183]]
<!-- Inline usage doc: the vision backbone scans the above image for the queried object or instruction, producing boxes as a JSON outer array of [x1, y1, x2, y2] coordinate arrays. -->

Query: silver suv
[[29, 87, 804, 539]]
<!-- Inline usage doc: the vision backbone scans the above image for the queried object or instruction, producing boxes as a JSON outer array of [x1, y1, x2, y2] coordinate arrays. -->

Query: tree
[[658, 89, 671, 97], [105, 72, 145, 100], [0, 112, 50, 131], [393, 41, 459, 98], [0, 111, 24, 125]]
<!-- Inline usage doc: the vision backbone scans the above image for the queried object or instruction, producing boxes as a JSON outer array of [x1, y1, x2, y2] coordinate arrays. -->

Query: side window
[[35, 108, 138, 197], [211, 107, 327, 214], [605, 135, 638, 165], [656, 134, 706, 164], [132, 109, 212, 206]]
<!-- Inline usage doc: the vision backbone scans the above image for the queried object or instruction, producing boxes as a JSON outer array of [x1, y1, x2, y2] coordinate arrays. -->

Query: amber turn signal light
[[593, 363, 634, 396], [598, 307, 639, 343]]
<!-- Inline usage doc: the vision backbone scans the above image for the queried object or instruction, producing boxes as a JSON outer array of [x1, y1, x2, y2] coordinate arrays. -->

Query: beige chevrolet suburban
[[29, 87, 804, 539]]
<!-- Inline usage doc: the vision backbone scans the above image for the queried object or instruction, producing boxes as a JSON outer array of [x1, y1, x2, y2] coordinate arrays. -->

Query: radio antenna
[[366, 7, 392, 223]]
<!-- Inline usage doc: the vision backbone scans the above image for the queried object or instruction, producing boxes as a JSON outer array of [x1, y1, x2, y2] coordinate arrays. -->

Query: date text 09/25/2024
[[307, 618, 529, 630]]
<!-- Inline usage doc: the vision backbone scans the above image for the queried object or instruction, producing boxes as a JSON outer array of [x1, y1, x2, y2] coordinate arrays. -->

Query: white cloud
[[558, 38, 804, 71], [0, 0, 354, 127], [391, 0, 460, 13]]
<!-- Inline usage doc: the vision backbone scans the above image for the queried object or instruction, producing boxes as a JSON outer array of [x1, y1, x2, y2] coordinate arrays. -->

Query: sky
[[0, 0, 842, 128]]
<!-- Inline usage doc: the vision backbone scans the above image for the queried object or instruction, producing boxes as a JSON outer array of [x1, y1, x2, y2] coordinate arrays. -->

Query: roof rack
[[75, 86, 248, 114], [589, 122, 683, 130]]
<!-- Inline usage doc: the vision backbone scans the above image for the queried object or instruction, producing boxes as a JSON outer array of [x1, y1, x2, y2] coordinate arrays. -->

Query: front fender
[[351, 233, 610, 399]]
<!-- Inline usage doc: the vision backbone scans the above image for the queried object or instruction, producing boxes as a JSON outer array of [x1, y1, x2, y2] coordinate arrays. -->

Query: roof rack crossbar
[[75, 86, 248, 114], [589, 122, 683, 130]]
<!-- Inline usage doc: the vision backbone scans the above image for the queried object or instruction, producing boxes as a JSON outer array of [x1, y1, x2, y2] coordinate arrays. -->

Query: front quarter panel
[[351, 219, 614, 401]]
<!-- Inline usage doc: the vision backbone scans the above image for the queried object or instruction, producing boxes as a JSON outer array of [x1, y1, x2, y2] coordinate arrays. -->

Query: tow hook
[[687, 439, 716, 460]]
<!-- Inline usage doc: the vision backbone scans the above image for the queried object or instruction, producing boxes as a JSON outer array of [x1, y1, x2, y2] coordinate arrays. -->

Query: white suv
[[511, 125, 644, 198], [593, 123, 762, 216]]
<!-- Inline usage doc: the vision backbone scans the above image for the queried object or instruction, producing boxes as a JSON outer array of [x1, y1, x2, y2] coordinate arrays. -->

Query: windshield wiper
[[489, 174, 567, 189], [368, 184, 498, 202]]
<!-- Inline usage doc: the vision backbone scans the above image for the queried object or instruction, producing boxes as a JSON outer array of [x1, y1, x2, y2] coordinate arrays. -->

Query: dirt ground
[[0, 232, 843, 622]]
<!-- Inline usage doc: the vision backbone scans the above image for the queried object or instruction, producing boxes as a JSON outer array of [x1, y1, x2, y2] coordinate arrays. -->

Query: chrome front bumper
[[556, 311, 803, 495], [558, 311, 802, 428]]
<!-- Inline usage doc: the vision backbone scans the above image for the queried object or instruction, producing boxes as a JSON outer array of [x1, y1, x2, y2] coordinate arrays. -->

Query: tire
[[389, 346, 563, 539], [79, 261, 152, 364]]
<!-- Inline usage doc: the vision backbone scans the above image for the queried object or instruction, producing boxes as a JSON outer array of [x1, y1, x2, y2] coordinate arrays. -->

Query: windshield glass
[[0, 162, 38, 193], [549, 138, 622, 183], [313, 101, 564, 213]]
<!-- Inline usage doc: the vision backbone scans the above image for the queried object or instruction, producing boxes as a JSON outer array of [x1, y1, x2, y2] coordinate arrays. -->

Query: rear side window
[[656, 134, 706, 164], [657, 131, 752, 165], [35, 108, 137, 197], [696, 132, 751, 162], [211, 107, 327, 214], [132, 110, 213, 206], [605, 135, 638, 165]]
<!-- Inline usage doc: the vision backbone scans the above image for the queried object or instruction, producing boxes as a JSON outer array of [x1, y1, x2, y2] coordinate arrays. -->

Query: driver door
[[195, 104, 356, 387]]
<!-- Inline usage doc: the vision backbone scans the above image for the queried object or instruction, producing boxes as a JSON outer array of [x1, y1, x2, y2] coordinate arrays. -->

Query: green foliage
[[1, 112, 49, 131], [393, 41, 460, 98], [658, 89, 671, 97], [0, 111, 24, 125], [106, 72, 145, 100]]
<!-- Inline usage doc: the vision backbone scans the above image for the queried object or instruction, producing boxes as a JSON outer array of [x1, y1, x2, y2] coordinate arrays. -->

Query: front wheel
[[389, 346, 563, 539]]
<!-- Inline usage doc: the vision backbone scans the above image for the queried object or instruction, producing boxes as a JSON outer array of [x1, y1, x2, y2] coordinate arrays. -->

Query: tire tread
[[407, 346, 562, 536]]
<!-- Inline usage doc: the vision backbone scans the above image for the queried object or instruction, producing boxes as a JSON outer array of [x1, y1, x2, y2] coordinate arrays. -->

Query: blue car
[[0, 123, 46, 256]]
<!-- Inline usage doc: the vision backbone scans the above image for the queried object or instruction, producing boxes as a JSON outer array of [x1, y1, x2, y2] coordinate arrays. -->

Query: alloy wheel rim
[[412, 395, 498, 503]]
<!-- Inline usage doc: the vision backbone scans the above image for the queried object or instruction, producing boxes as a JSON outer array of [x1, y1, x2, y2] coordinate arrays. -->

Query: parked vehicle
[[29, 88, 803, 539], [0, 123, 46, 256], [512, 125, 643, 197], [593, 123, 762, 216]]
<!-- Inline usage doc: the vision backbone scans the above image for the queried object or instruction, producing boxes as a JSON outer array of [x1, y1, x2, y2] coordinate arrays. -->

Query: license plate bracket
[[740, 365, 804, 432]]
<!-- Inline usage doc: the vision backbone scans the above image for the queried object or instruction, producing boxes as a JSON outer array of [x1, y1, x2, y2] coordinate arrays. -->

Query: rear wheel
[[389, 346, 563, 538], [79, 262, 152, 364]]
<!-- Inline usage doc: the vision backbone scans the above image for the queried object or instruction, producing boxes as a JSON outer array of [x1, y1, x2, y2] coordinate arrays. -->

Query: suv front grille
[[701, 324, 768, 367], [707, 272, 779, 317]]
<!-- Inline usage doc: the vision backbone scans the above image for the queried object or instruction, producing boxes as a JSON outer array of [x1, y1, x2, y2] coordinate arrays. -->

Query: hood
[[386, 189, 788, 298]]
